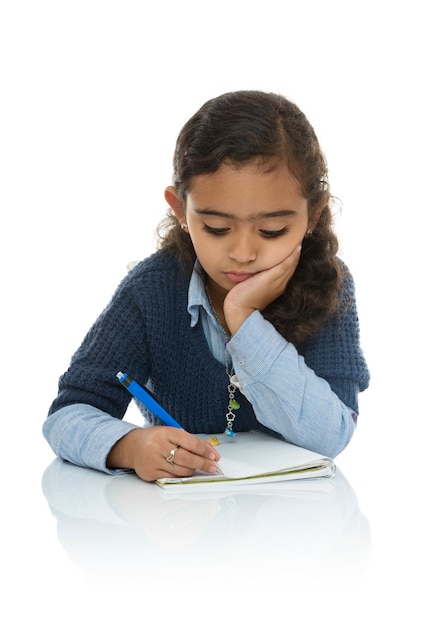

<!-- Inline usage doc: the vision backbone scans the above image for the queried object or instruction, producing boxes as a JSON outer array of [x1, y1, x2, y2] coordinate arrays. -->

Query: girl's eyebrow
[[193, 208, 298, 220]]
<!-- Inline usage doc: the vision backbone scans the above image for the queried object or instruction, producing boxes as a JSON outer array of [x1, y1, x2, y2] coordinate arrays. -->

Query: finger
[[266, 244, 302, 288], [163, 431, 220, 463], [174, 447, 220, 475], [163, 443, 219, 476], [170, 430, 221, 462], [273, 244, 302, 274]]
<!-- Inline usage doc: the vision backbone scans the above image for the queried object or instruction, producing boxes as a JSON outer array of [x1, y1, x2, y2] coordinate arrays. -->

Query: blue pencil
[[117, 371, 183, 429]]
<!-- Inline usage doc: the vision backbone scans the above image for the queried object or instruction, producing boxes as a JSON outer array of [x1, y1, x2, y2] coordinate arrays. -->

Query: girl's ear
[[164, 186, 185, 223]]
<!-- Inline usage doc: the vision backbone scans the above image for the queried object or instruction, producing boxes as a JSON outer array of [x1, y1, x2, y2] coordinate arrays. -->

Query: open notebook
[[156, 431, 335, 489]]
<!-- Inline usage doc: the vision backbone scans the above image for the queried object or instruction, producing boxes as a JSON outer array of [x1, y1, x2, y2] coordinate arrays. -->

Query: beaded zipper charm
[[208, 379, 240, 446], [224, 377, 239, 437], [203, 291, 241, 446]]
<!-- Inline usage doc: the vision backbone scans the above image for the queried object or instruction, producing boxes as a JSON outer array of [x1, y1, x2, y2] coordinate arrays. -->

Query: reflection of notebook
[[156, 431, 335, 489]]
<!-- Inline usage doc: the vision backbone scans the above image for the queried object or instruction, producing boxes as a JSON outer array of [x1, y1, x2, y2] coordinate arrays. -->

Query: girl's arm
[[227, 311, 362, 458], [43, 403, 140, 474], [43, 404, 220, 480]]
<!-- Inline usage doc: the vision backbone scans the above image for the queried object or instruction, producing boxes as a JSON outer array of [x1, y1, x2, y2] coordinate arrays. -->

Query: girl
[[43, 90, 369, 482]]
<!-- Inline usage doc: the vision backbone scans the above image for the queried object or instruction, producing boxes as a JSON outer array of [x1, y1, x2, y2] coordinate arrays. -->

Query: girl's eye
[[260, 227, 289, 238], [202, 224, 290, 238], [202, 224, 229, 236]]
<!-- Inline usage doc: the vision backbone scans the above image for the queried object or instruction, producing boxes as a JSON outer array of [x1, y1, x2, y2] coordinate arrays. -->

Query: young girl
[[43, 90, 369, 482]]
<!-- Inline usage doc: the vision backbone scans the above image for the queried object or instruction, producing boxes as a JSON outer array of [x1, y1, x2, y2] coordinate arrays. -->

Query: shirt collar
[[187, 260, 214, 328]]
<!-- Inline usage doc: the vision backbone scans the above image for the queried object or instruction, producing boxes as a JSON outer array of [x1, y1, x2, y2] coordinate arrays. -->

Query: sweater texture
[[49, 249, 369, 433]]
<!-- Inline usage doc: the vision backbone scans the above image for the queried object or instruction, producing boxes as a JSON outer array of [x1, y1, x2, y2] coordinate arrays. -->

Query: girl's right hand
[[224, 243, 302, 335], [107, 425, 221, 482]]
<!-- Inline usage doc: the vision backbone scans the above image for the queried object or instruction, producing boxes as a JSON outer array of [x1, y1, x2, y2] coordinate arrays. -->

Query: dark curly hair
[[158, 90, 343, 345]]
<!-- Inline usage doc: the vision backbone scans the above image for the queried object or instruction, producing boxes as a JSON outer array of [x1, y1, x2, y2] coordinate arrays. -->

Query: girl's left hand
[[223, 244, 302, 335]]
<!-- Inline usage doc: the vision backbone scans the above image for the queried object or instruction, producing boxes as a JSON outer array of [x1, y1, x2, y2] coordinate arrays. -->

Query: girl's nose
[[228, 233, 257, 263]]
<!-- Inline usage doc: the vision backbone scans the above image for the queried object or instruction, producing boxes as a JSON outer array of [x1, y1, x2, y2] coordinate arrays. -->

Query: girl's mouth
[[224, 272, 256, 283]]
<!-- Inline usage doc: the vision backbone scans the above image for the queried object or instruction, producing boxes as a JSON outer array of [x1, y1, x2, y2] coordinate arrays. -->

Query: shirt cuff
[[43, 404, 140, 475], [227, 310, 291, 382]]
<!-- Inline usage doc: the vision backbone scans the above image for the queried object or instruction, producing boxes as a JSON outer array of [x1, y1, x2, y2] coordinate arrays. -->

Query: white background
[[1, 1, 434, 624]]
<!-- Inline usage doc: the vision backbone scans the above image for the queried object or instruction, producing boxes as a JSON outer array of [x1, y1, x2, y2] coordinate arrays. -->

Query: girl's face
[[167, 160, 312, 303]]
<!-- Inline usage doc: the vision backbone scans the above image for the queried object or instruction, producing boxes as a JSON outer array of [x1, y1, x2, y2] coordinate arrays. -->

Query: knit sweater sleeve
[[43, 266, 155, 472], [48, 268, 152, 418]]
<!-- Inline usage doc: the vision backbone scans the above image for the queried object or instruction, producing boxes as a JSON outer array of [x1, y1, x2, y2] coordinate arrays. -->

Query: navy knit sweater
[[49, 249, 369, 434]]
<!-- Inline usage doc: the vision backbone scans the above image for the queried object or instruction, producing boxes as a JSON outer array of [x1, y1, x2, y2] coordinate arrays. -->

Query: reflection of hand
[[224, 244, 302, 334], [107, 426, 221, 482], [106, 477, 222, 549]]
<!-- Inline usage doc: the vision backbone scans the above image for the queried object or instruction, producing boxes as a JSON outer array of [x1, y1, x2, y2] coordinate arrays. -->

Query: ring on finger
[[166, 445, 180, 467]]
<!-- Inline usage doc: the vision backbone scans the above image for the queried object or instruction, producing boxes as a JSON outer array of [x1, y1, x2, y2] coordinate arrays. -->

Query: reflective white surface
[[41, 459, 371, 585], [6, 420, 434, 625]]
